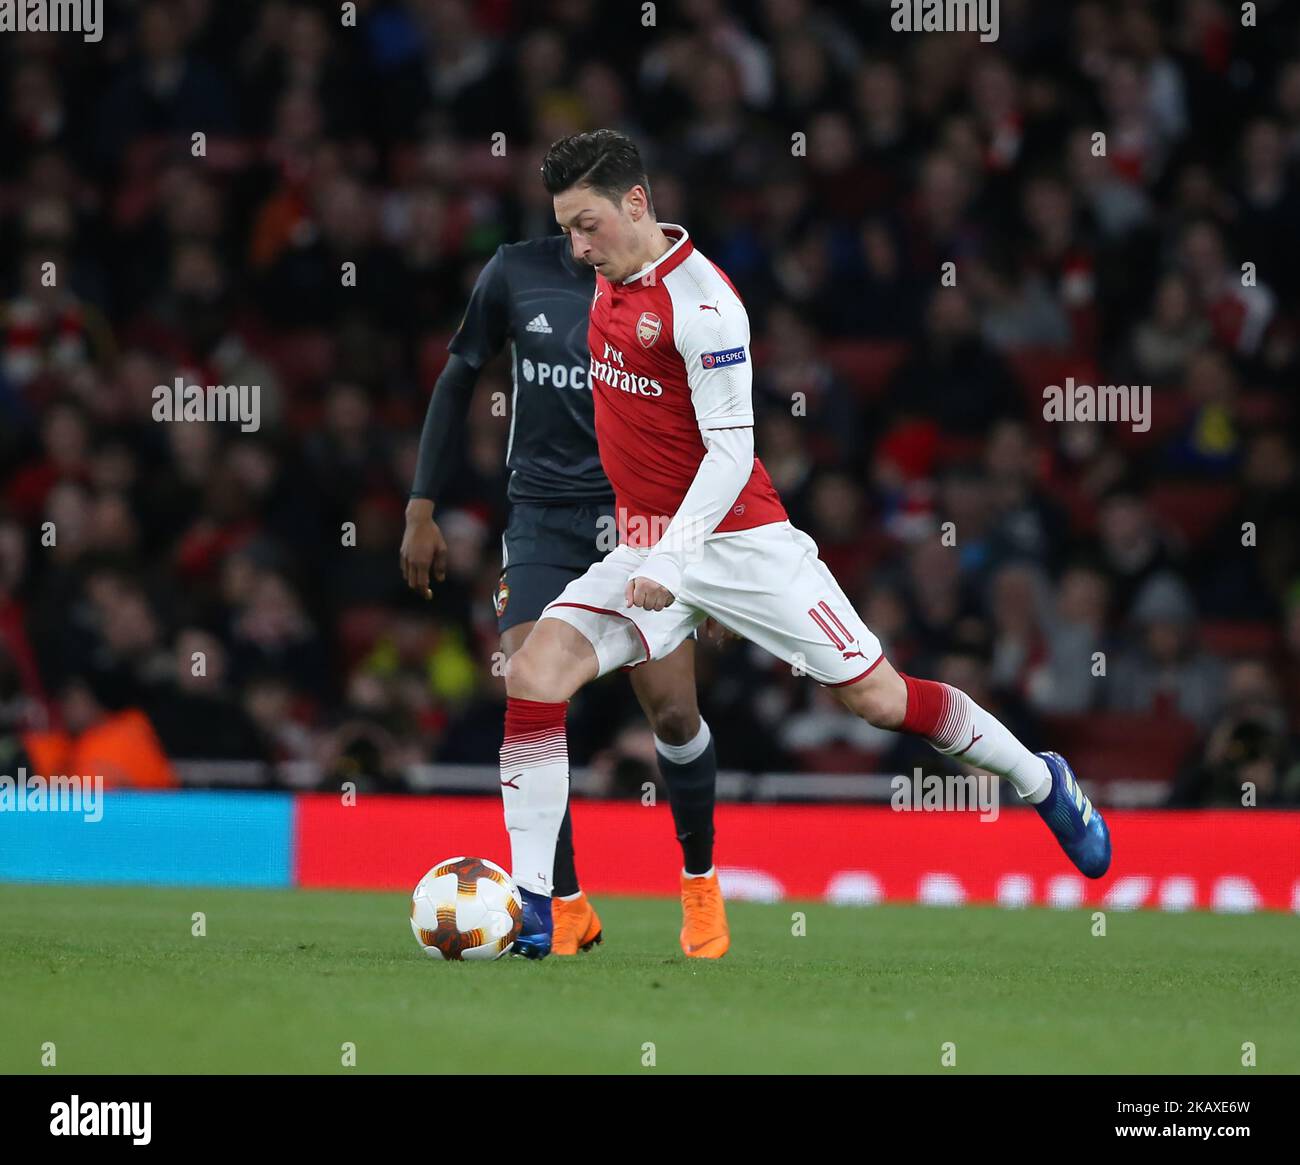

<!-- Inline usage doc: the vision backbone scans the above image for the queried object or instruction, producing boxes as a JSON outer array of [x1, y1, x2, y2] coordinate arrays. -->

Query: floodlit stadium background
[[0, 0, 1297, 909]]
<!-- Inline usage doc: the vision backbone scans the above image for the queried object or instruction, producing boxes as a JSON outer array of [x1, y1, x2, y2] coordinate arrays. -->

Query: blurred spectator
[[226, 568, 329, 701], [982, 420, 1068, 571], [146, 629, 268, 761], [754, 303, 859, 462], [1129, 273, 1211, 384], [1178, 218, 1275, 357], [1195, 429, 1300, 617], [987, 562, 1050, 698], [1168, 662, 1300, 806], [23, 673, 176, 789], [883, 287, 1024, 436], [1027, 562, 1113, 715], [1163, 347, 1241, 476], [1092, 486, 1182, 617], [1108, 573, 1225, 729]]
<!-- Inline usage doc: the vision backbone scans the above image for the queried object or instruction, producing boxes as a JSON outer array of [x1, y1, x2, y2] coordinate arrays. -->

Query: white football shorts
[[539, 520, 884, 686]]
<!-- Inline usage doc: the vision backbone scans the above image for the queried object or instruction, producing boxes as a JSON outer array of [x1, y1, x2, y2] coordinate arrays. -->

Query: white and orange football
[[409, 857, 523, 961]]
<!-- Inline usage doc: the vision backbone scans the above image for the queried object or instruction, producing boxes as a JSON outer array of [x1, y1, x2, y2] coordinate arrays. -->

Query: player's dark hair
[[541, 130, 654, 216]]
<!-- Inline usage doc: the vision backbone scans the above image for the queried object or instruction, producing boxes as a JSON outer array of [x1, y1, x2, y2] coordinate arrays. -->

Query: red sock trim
[[504, 697, 567, 735], [899, 672, 968, 750], [502, 698, 568, 771], [899, 672, 947, 737]]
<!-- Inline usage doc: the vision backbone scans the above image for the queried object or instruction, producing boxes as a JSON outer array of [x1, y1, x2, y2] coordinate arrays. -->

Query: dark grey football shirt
[[448, 235, 611, 505]]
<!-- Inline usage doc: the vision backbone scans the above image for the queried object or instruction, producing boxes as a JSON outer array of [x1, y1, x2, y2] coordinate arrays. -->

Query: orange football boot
[[680, 870, 729, 958], [551, 891, 603, 956]]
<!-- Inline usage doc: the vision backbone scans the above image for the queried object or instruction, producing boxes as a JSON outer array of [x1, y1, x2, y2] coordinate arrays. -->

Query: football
[[409, 856, 523, 961]]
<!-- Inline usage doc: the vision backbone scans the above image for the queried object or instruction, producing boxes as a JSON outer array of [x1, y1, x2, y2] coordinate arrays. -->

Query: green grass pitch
[[2, 884, 1297, 1074]]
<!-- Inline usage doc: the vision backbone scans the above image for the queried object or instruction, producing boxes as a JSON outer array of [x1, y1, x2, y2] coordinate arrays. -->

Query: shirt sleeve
[[408, 353, 481, 503], [631, 425, 754, 598], [673, 291, 755, 430], [447, 247, 510, 369]]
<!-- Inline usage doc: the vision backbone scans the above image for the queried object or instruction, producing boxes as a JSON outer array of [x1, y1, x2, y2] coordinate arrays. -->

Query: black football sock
[[656, 720, 717, 877], [551, 803, 581, 898]]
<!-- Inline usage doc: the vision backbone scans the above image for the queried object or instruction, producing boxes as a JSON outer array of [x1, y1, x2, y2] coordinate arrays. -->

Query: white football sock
[[500, 703, 571, 897], [501, 762, 568, 897], [930, 686, 1052, 802]]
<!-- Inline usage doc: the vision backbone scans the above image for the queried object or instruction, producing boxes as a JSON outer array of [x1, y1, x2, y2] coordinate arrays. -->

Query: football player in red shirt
[[501, 131, 1110, 958]]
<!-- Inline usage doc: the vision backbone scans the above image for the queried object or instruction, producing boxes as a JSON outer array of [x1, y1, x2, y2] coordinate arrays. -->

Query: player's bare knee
[[504, 619, 599, 702], [646, 701, 700, 747], [503, 644, 563, 702], [501, 648, 533, 698]]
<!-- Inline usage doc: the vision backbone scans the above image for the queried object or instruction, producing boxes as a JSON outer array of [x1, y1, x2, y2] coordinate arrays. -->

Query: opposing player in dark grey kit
[[401, 234, 730, 959]]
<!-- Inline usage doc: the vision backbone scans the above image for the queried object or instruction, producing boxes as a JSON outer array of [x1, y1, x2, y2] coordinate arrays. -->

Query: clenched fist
[[625, 576, 675, 612]]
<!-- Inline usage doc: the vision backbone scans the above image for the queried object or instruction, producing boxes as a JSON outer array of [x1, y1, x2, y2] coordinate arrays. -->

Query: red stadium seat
[[1199, 620, 1283, 659], [1053, 477, 1100, 539], [824, 340, 910, 398], [1146, 482, 1240, 549], [259, 330, 336, 394], [1007, 348, 1100, 430], [1236, 390, 1292, 427], [933, 432, 985, 463]]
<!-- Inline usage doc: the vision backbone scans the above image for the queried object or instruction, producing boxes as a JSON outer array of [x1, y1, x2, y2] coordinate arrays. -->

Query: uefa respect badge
[[701, 347, 746, 369]]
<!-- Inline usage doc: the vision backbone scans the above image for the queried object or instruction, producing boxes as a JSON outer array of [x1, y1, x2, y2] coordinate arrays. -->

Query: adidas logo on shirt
[[525, 313, 553, 334]]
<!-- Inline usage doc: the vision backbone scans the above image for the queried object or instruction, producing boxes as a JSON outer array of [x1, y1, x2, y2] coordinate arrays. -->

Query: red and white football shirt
[[587, 223, 787, 547]]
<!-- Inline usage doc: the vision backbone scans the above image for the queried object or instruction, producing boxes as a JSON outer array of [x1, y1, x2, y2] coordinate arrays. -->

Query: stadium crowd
[[1, 0, 1299, 805]]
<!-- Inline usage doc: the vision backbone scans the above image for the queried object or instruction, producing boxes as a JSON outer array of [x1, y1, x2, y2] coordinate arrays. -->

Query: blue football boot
[[1033, 751, 1112, 879], [512, 887, 553, 959]]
